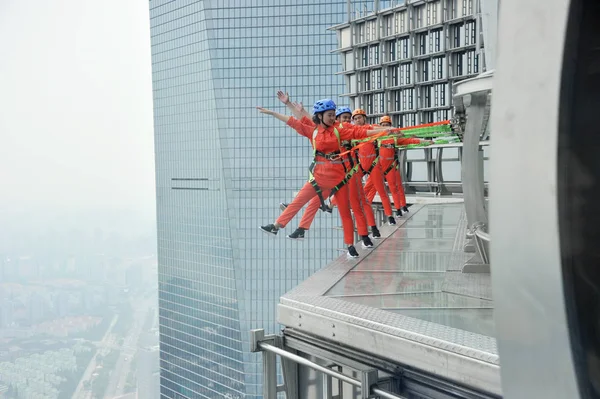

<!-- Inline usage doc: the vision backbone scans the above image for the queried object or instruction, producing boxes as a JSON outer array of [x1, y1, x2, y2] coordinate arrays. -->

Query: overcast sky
[[0, 0, 155, 235]]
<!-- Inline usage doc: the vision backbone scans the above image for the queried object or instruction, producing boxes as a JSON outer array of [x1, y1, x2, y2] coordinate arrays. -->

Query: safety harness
[[308, 125, 360, 212], [380, 137, 400, 176], [355, 142, 380, 175]]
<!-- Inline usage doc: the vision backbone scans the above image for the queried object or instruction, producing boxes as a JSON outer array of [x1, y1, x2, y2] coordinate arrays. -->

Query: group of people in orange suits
[[258, 92, 428, 258]]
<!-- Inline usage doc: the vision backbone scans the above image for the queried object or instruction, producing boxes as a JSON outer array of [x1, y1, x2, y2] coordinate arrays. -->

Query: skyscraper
[[148, 1, 348, 397]]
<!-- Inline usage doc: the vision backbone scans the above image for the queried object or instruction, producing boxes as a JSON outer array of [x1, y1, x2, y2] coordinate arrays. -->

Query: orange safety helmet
[[352, 108, 367, 118], [379, 115, 392, 124]]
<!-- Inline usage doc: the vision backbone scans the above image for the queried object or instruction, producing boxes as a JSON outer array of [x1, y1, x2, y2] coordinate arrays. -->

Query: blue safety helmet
[[336, 107, 352, 118], [313, 99, 337, 114]]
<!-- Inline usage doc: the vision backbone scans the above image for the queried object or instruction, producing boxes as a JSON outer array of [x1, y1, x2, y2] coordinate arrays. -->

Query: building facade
[[148, 1, 349, 398], [332, 0, 484, 126], [149, 0, 484, 398]]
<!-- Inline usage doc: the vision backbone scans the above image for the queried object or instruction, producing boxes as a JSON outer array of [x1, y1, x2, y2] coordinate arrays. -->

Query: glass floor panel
[[353, 251, 454, 272], [326, 272, 447, 296], [322, 202, 495, 339], [389, 227, 459, 239], [335, 292, 492, 309], [374, 238, 456, 252]]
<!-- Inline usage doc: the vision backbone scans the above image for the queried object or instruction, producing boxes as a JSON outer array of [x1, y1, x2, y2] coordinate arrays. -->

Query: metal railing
[[251, 329, 406, 399], [399, 141, 489, 196]]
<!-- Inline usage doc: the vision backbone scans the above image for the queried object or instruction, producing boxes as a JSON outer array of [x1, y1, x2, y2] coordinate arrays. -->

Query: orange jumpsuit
[[276, 117, 370, 245], [295, 120, 375, 236], [358, 141, 394, 217], [365, 137, 420, 209]]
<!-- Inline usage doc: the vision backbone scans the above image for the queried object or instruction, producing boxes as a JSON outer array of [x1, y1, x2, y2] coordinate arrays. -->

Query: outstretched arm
[[256, 106, 290, 123], [365, 126, 390, 137], [256, 106, 314, 138]]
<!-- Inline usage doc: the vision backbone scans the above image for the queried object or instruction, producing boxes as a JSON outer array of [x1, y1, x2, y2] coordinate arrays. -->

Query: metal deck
[[277, 202, 501, 395]]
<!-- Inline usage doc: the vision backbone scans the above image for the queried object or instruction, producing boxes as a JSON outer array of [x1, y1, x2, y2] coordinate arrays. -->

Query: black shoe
[[322, 205, 333, 213], [279, 203, 289, 211], [396, 208, 403, 217], [287, 228, 305, 240], [371, 226, 381, 239], [260, 224, 279, 235], [402, 206, 409, 213], [347, 245, 359, 258], [388, 216, 396, 225], [361, 236, 374, 249]]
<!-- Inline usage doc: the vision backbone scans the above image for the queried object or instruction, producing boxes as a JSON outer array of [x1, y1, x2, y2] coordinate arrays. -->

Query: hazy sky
[[0, 0, 155, 234]]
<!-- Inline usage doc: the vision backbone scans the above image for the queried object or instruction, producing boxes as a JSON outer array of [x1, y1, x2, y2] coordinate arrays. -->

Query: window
[[366, 95, 374, 114], [384, 15, 393, 36], [390, 66, 398, 86], [393, 90, 400, 111], [363, 71, 371, 90], [416, 6, 423, 28], [358, 23, 365, 43], [398, 38, 409, 59], [422, 87, 431, 108], [362, 47, 368, 67], [454, 53, 464, 76], [399, 63, 411, 85], [449, 0, 458, 19], [420, 60, 429, 82], [426, 3, 432, 26], [467, 51, 473, 74], [423, 111, 434, 123], [374, 93, 384, 113], [433, 56, 444, 79], [453, 24, 463, 48], [371, 20, 377, 40], [374, 69, 382, 89], [465, 21, 476, 45], [433, 83, 446, 107], [419, 34, 427, 55], [388, 40, 396, 61], [433, 29, 442, 52]]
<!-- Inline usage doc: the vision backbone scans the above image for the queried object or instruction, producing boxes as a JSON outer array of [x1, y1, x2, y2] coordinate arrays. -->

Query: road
[[105, 298, 155, 398], [72, 314, 119, 399]]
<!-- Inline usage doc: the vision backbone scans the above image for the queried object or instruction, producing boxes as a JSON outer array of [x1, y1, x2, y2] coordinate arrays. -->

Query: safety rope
[[308, 120, 456, 212]]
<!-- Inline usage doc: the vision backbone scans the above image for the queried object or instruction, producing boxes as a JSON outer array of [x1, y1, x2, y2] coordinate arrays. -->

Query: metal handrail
[[259, 342, 407, 399], [372, 387, 405, 399], [259, 343, 360, 387], [399, 141, 489, 196], [475, 226, 490, 242]]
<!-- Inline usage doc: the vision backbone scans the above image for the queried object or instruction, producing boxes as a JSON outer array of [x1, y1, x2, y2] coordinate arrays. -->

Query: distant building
[[0, 300, 15, 328], [53, 292, 69, 317], [137, 346, 159, 399], [28, 292, 47, 323]]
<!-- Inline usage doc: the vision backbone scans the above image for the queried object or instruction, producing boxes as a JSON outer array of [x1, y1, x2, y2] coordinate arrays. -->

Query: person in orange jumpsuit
[[283, 106, 377, 248], [365, 115, 413, 216], [275, 94, 382, 243], [352, 109, 399, 225], [258, 99, 390, 258]]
